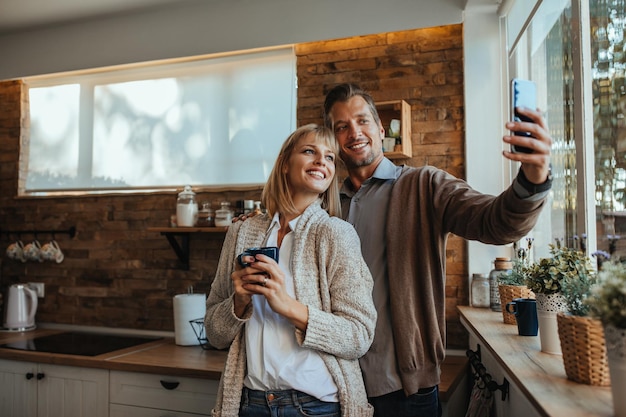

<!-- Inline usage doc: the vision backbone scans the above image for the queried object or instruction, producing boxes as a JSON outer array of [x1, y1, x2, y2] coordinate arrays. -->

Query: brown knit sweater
[[385, 165, 547, 395]]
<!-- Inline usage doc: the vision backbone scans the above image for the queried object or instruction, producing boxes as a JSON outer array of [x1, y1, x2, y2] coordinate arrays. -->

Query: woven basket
[[556, 313, 611, 386], [498, 284, 534, 325]]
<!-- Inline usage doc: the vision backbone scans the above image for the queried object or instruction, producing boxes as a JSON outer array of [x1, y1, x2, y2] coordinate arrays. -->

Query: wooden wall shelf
[[378, 99, 412, 159], [147, 227, 228, 269], [147, 227, 229, 233]]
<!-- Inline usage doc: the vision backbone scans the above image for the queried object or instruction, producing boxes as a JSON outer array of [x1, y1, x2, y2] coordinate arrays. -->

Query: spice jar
[[471, 273, 490, 308], [176, 185, 198, 227], [244, 200, 254, 215], [489, 257, 513, 312], [197, 202, 214, 227], [215, 201, 234, 227], [252, 201, 263, 216]]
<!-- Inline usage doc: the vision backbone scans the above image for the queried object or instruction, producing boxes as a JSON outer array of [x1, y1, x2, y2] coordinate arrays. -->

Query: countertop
[[458, 306, 613, 417], [0, 327, 227, 379]]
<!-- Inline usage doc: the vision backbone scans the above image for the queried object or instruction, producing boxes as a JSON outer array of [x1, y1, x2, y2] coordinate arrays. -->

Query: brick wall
[[0, 24, 468, 348], [295, 24, 468, 348]]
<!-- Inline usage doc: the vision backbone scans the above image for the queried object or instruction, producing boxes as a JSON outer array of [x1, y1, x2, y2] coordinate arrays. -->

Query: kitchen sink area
[[0, 331, 161, 356]]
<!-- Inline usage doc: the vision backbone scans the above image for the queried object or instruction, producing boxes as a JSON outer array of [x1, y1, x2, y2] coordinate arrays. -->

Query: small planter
[[556, 313, 610, 386], [499, 284, 534, 325], [536, 293, 568, 354]]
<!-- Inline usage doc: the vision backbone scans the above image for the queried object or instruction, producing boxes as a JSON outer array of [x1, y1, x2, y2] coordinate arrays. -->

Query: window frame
[[504, 0, 598, 256], [21, 45, 297, 197]]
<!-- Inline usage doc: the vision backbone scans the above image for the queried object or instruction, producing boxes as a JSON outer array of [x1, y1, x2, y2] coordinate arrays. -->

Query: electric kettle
[[3, 284, 38, 330]]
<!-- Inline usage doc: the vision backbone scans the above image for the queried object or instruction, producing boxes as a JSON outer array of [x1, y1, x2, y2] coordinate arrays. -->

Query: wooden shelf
[[147, 227, 228, 269], [147, 227, 229, 233], [378, 99, 412, 159]]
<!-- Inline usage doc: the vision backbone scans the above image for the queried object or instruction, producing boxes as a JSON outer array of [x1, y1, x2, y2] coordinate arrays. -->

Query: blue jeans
[[239, 387, 341, 417], [368, 386, 441, 417]]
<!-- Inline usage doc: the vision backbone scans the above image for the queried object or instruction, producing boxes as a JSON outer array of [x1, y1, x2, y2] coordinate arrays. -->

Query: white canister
[[173, 293, 206, 346], [215, 201, 233, 227], [176, 185, 198, 227]]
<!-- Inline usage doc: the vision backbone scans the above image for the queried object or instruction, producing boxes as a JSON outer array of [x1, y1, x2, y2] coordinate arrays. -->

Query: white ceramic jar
[[176, 185, 198, 227], [214, 201, 234, 227]]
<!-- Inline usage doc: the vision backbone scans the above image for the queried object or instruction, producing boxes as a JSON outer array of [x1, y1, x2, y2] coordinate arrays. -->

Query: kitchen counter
[[0, 327, 227, 379], [458, 306, 613, 417]]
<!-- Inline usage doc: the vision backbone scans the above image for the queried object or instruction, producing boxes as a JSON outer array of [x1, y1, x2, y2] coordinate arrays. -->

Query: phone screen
[[510, 78, 537, 154]]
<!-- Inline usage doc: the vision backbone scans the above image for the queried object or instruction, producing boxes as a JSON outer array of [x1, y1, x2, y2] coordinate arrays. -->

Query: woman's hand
[[231, 266, 257, 318], [236, 254, 309, 331]]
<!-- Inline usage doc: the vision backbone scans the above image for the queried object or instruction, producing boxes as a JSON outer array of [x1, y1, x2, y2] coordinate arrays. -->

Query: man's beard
[[340, 147, 380, 169]]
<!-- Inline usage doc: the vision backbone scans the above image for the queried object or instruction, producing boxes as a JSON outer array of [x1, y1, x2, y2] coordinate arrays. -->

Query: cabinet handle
[[160, 380, 180, 390], [37, 373, 45, 380], [26, 372, 34, 380]]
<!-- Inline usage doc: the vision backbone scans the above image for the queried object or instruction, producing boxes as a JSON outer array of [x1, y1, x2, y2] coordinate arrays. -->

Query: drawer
[[110, 403, 209, 417], [110, 370, 218, 415]]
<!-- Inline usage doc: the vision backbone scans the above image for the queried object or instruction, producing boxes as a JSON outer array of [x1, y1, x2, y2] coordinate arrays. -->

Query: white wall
[[0, 0, 465, 79], [464, 2, 516, 276]]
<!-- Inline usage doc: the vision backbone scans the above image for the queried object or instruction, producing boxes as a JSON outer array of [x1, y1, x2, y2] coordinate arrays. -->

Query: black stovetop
[[0, 331, 161, 356]]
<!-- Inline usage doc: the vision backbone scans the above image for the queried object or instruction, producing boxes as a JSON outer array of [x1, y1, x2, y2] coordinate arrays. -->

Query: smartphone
[[237, 246, 279, 268], [510, 78, 537, 154]]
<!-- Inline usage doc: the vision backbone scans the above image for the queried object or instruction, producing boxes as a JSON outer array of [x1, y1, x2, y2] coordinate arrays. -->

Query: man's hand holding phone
[[510, 78, 538, 154], [503, 79, 552, 187]]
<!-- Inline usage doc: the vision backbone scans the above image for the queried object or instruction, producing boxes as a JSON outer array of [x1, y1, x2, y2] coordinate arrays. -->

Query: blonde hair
[[262, 124, 341, 218]]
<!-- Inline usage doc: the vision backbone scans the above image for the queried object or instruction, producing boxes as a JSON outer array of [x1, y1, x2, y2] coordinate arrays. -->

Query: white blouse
[[243, 213, 338, 402]]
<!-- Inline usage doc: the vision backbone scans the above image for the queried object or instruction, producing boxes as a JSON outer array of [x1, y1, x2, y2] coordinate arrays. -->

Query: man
[[323, 83, 551, 417]]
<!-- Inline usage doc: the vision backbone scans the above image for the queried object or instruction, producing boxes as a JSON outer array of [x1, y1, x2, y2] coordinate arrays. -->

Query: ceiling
[[0, 0, 480, 35], [0, 0, 189, 34]]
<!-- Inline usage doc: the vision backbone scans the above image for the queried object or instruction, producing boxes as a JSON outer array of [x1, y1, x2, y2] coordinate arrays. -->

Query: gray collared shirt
[[340, 157, 403, 397]]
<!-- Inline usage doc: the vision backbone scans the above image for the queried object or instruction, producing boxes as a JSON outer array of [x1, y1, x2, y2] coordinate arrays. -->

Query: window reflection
[[592, 0, 626, 257]]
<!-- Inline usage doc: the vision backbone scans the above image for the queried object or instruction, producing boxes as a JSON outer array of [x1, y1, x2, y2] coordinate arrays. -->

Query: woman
[[205, 124, 376, 417]]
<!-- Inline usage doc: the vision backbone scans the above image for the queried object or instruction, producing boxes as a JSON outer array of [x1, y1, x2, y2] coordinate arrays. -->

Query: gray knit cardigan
[[205, 201, 376, 417]]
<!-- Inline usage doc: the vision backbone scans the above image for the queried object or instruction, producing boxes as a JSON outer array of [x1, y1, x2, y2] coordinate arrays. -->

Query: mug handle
[[505, 302, 517, 315]]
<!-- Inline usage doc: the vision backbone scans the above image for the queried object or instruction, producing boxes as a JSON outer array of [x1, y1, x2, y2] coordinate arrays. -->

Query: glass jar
[[252, 201, 263, 216], [197, 202, 214, 227], [215, 201, 234, 227], [243, 200, 254, 215], [471, 273, 490, 308], [176, 185, 198, 227], [489, 257, 513, 311]]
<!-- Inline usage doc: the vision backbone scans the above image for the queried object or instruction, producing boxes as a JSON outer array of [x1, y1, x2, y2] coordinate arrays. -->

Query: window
[[24, 47, 296, 195], [508, 0, 575, 259], [507, 0, 626, 260]]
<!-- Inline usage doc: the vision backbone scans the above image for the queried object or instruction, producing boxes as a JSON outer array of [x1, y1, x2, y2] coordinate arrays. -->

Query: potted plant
[[498, 257, 534, 325], [524, 242, 595, 354], [556, 266, 609, 386], [586, 261, 626, 416]]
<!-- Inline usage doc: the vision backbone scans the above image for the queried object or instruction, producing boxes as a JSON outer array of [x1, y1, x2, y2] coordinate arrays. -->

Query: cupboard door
[[468, 335, 541, 417], [37, 364, 108, 417], [0, 359, 37, 417]]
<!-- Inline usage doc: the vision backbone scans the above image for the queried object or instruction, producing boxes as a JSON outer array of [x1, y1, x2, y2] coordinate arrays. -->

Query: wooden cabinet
[[110, 370, 218, 416], [466, 336, 541, 417], [0, 359, 108, 417], [377, 99, 412, 159], [0, 359, 37, 417], [459, 306, 614, 417]]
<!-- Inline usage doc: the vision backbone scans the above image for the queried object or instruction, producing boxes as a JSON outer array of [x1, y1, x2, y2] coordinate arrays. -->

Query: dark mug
[[505, 298, 538, 336], [237, 246, 279, 268]]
